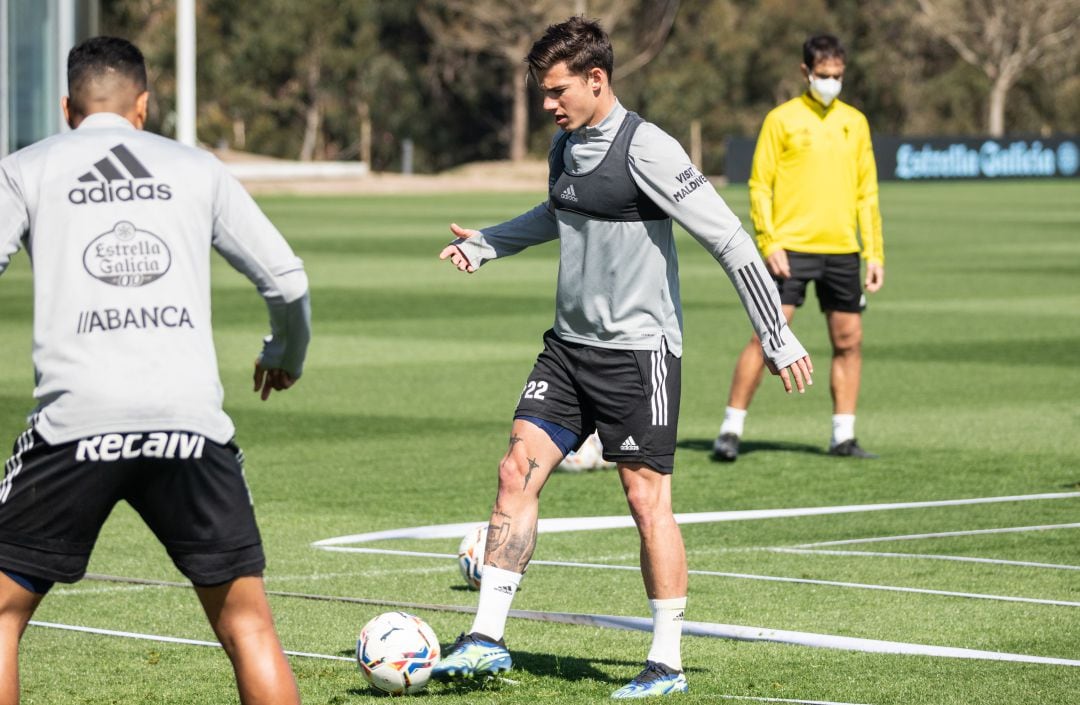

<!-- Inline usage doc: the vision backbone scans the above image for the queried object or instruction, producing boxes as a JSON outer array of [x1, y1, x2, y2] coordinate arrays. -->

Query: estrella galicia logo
[[1057, 141, 1079, 176], [68, 144, 172, 205], [83, 221, 171, 287]]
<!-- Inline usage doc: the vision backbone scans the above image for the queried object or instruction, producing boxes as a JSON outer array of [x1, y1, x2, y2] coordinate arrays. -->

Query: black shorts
[[0, 429, 264, 585], [775, 252, 865, 313], [514, 330, 681, 473]]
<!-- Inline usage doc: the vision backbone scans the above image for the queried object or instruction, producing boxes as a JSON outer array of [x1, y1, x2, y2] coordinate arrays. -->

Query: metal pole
[[56, 0, 76, 134], [176, 0, 196, 145], [0, 0, 9, 156]]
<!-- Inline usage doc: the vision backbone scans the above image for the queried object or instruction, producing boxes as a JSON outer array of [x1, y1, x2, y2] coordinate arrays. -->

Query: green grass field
[[3, 179, 1079, 704]]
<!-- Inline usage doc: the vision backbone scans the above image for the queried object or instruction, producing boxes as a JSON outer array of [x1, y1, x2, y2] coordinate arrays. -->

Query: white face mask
[[809, 76, 842, 107]]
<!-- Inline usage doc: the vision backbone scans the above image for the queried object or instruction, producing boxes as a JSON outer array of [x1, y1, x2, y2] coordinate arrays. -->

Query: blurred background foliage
[[101, 0, 1080, 174]]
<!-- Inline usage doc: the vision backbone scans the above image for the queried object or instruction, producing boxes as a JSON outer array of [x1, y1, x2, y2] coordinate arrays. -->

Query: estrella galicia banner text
[[724, 135, 1080, 183]]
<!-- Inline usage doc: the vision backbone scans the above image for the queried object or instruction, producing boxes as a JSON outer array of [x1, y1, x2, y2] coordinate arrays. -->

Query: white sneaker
[[557, 432, 615, 472]]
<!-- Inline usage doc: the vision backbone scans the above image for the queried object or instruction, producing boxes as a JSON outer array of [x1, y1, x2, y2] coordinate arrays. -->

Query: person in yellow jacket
[[714, 34, 884, 461]]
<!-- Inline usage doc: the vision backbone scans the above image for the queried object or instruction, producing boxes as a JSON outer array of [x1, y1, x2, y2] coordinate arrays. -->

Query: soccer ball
[[356, 611, 441, 695], [457, 523, 487, 590], [556, 431, 615, 472]]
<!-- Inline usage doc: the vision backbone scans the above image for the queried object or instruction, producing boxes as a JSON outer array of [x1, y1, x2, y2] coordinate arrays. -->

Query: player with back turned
[[0, 37, 309, 705], [434, 16, 812, 699]]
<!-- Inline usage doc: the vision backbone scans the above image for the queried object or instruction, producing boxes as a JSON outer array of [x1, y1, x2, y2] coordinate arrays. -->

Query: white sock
[[831, 414, 856, 447], [645, 597, 686, 671], [719, 406, 747, 437], [469, 566, 522, 641]]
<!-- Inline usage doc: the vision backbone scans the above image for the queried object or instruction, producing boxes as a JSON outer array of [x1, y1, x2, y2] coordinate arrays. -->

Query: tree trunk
[[358, 101, 372, 168], [299, 54, 322, 161], [300, 101, 322, 161], [988, 75, 1009, 137], [510, 59, 528, 162]]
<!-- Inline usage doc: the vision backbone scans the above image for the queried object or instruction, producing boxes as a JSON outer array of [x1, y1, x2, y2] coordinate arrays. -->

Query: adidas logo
[[560, 184, 579, 202], [68, 143, 172, 205], [494, 584, 515, 596], [620, 436, 640, 452]]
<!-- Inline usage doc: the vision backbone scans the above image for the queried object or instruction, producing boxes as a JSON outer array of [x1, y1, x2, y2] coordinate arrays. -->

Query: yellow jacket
[[749, 93, 884, 265]]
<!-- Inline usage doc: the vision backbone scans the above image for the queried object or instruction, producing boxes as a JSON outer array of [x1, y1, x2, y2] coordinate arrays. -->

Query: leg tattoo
[[523, 457, 539, 490], [486, 512, 537, 573]]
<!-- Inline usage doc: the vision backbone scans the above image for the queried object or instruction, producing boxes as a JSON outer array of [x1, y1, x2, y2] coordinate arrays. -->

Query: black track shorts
[[0, 429, 264, 585], [515, 329, 681, 473], [775, 251, 865, 313]]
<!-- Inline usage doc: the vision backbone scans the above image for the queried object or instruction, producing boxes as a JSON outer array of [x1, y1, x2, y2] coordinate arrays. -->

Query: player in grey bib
[[435, 17, 813, 698]]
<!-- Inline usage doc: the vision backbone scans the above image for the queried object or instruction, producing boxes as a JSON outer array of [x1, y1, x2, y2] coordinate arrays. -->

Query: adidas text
[[75, 432, 206, 462], [69, 181, 172, 205]]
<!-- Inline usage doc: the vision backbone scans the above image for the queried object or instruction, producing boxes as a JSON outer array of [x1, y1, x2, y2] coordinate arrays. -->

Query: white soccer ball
[[556, 431, 614, 472], [457, 523, 487, 590], [356, 611, 441, 695]]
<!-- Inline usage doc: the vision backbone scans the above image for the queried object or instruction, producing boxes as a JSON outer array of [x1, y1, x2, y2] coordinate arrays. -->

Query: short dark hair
[[67, 36, 147, 112], [526, 16, 614, 83], [803, 34, 846, 70]]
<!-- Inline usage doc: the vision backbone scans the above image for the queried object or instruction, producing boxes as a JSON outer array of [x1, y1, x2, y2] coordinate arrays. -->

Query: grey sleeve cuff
[[259, 291, 312, 378], [449, 203, 558, 269], [719, 231, 808, 368]]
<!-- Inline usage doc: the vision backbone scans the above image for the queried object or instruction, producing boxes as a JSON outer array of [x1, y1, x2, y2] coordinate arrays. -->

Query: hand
[[765, 354, 813, 394], [865, 262, 884, 293], [253, 363, 295, 401], [439, 223, 479, 273], [765, 249, 791, 279]]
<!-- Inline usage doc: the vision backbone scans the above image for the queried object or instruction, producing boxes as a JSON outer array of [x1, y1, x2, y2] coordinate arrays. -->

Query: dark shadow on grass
[[678, 437, 826, 459], [417, 650, 707, 695]]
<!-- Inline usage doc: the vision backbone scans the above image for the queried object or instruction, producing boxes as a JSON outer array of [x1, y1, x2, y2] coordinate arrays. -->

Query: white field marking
[[28, 621, 352, 662], [50, 584, 164, 596], [314, 549, 1080, 608], [266, 565, 454, 584], [80, 574, 1080, 667], [313, 492, 1080, 547], [770, 547, 1080, 571], [796, 522, 1080, 548], [719, 696, 873, 705], [24, 620, 859, 703]]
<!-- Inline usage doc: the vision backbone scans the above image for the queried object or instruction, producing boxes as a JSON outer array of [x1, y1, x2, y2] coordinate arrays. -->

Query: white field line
[[28, 620, 353, 662], [24, 623, 862, 703], [796, 522, 1080, 548], [313, 492, 1080, 547], [49, 577, 1080, 669], [317, 548, 1080, 609], [719, 697, 873, 705], [770, 547, 1080, 571]]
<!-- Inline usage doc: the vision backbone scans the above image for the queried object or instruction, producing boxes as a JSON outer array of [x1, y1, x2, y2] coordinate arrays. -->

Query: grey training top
[[452, 101, 806, 367], [0, 112, 310, 444]]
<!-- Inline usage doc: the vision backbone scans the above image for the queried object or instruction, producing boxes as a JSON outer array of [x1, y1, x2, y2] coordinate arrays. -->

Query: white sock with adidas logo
[[470, 566, 522, 641], [646, 596, 686, 671]]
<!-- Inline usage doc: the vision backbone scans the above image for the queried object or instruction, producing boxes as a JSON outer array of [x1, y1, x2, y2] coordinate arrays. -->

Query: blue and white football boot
[[611, 661, 688, 699], [430, 632, 512, 681]]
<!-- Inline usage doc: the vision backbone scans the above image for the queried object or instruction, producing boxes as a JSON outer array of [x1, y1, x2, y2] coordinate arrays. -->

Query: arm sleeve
[[748, 112, 782, 257], [211, 163, 311, 378], [0, 158, 29, 276], [451, 202, 559, 270], [855, 115, 884, 265], [628, 125, 807, 369]]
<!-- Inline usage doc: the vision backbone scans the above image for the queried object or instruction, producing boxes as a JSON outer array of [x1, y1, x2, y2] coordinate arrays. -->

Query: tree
[[418, 0, 678, 161], [915, 0, 1080, 136]]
